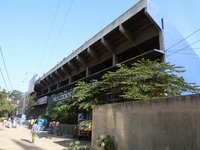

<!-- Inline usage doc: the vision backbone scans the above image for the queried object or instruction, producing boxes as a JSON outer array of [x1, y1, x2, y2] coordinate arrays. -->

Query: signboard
[[50, 91, 68, 102], [37, 96, 47, 105]]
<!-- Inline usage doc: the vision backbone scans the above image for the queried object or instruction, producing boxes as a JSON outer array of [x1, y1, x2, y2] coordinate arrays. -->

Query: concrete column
[[48, 86, 51, 93], [113, 54, 118, 66], [86, 67, 91, 76], [69, 76, 72, 83]]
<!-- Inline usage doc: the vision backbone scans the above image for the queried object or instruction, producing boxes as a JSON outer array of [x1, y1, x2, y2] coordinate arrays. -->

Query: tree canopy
[[0, 89, 15, 117], [71, 59, 199, 111], [9, 90, 23, 101], [48, 59, 199, 123]]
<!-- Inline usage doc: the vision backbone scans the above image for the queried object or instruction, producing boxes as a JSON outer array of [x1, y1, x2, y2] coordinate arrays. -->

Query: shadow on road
[[54, 138, 91, 148], [21, 138, 32, 143], [12, 139, 45, 150]]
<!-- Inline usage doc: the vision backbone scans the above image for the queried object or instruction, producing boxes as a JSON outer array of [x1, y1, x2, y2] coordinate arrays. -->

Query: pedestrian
[[48, 121, 53, 134], [31, 121, 39, 143], [29, 119, 35, 129], [8, 117, 12, 128], [52, 120, 56, 134], [56, 120, 62, 136]]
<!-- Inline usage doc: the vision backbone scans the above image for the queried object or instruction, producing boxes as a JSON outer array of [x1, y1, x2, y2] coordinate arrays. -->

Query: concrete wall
[[92, 94, 200, 150], [61, 124, 77, 135]]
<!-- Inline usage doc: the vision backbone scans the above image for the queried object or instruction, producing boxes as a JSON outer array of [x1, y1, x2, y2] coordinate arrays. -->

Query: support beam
[[47, 87, 51, 93], [47, 76, 54, 84], [61, 66, 71, 76], [68, 61, 78, 72], [39, 81, 46, 89], [50, 73, 58, 81], [44, 78, 50, 85], [119, 24, 144, 52], [76, 55, 87, 67], [87, 47, 100, 61], [51, 73, 59, 89], [101, 37, 115, 53], [86, 67, 91, 76], [113, 54, 118, 66], [55, 70, 64, 79], [69, 76, 72, 83], [119, 24, 136, 45]]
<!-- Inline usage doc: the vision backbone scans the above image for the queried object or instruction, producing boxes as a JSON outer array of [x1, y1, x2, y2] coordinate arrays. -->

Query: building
[[31, 0, 200, 117]]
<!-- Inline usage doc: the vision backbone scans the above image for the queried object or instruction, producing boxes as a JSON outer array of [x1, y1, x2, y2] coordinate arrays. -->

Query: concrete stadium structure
[[32, 0, 200, 117]]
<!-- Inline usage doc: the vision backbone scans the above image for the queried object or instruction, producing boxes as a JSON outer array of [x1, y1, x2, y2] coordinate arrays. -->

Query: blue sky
[[0, 0, 200, 92]]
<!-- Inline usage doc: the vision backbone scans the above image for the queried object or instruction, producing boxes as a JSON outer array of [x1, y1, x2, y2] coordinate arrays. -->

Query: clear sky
[[0, 0, 200, 92]]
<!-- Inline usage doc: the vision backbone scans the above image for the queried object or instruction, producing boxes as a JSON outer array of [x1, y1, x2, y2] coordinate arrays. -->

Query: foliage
[[0, 89, 8, 100], [0, 89, 15, 117], [69, 141, 80, 150], [102, 59, 199, 100], [72, 59, 200, 110], [49, 91, 80, 124], [50, 59, 200, 123], [9, 90, 23, 101], [68, 141, 93, 150], [28, 93, 36, 110], [72, 80, 106, 112], [96, 132, 116, 150]]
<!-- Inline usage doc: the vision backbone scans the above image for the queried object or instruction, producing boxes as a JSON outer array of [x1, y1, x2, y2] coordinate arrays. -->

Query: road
[[0, 123, 90, 150]]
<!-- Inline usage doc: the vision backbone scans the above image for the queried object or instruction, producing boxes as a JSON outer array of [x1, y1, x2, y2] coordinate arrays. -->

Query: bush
[[96, 132, 116, 150]]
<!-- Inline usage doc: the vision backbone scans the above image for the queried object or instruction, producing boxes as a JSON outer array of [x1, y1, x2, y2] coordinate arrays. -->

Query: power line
[[166, 39, 200, 58], [38, 0, 62, 73], [0, 67, 9, 91], [0, 46, 13, 90], [166, 27, 200, 52], [166, 48, 200, 51], [44, 0, 74, 71]]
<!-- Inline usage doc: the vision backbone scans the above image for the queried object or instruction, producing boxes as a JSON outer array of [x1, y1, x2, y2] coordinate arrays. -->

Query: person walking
[[55, 120, 62, 136], [31, 121, 39, 143], [48, 121, 53, 134]]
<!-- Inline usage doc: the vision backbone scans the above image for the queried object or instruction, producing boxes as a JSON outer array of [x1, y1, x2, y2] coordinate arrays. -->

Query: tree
[[9, 90, 23, 101], [0, 89, 14, 117], [48, 91, 80, 124], [72, 59, 199, 111], [102, 59, 199, 100], [72, 80, 106, 112]]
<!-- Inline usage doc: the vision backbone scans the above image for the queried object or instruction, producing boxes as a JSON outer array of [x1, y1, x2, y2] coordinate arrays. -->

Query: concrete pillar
[[113, 54, 118, 66], [48, 86, 51, 93], [69, 76, 72, 83], [86, 67, 91, 76]]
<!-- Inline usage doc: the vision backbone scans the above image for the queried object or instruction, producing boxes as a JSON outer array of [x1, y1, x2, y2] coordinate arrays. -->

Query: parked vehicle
[[77, 120, 92, 140], [37, 119, 48, 131]]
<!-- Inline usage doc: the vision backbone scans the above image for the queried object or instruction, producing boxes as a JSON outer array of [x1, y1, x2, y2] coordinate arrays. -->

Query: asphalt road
[[0, 123, 90, 150]]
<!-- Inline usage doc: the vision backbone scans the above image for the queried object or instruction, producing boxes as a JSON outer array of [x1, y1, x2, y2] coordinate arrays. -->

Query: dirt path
[[0, 123, 90, 150]]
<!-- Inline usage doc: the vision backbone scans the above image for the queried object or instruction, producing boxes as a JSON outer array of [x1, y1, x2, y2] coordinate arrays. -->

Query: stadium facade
[[30, 0, 200, 117]]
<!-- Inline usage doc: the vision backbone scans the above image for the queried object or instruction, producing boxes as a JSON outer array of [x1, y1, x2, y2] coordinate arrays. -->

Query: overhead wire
[[44, 0, 75, 71], [165, 27, 200, 52], [0, 67, 9, 91], [38, 0, 62, 73], [166, 39, 200, 58], [0, 46, 13, 91]]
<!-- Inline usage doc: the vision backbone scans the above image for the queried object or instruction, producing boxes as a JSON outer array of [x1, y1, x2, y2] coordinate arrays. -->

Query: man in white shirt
[[31, 121, 39, 143]]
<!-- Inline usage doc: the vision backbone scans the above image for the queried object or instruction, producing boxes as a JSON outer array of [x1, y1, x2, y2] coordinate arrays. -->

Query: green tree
[[28, 93, 36, 111], [49, 91, 80, 124], [72, 59, 199, 111], [0, 89, 14, 117], [9, 90, 23, 101], [102, 59, 199, 100], [72, 80, 106, 112]]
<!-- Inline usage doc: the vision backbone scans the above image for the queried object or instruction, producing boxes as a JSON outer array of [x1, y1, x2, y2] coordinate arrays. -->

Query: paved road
[[0, 123, 90, 150]]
